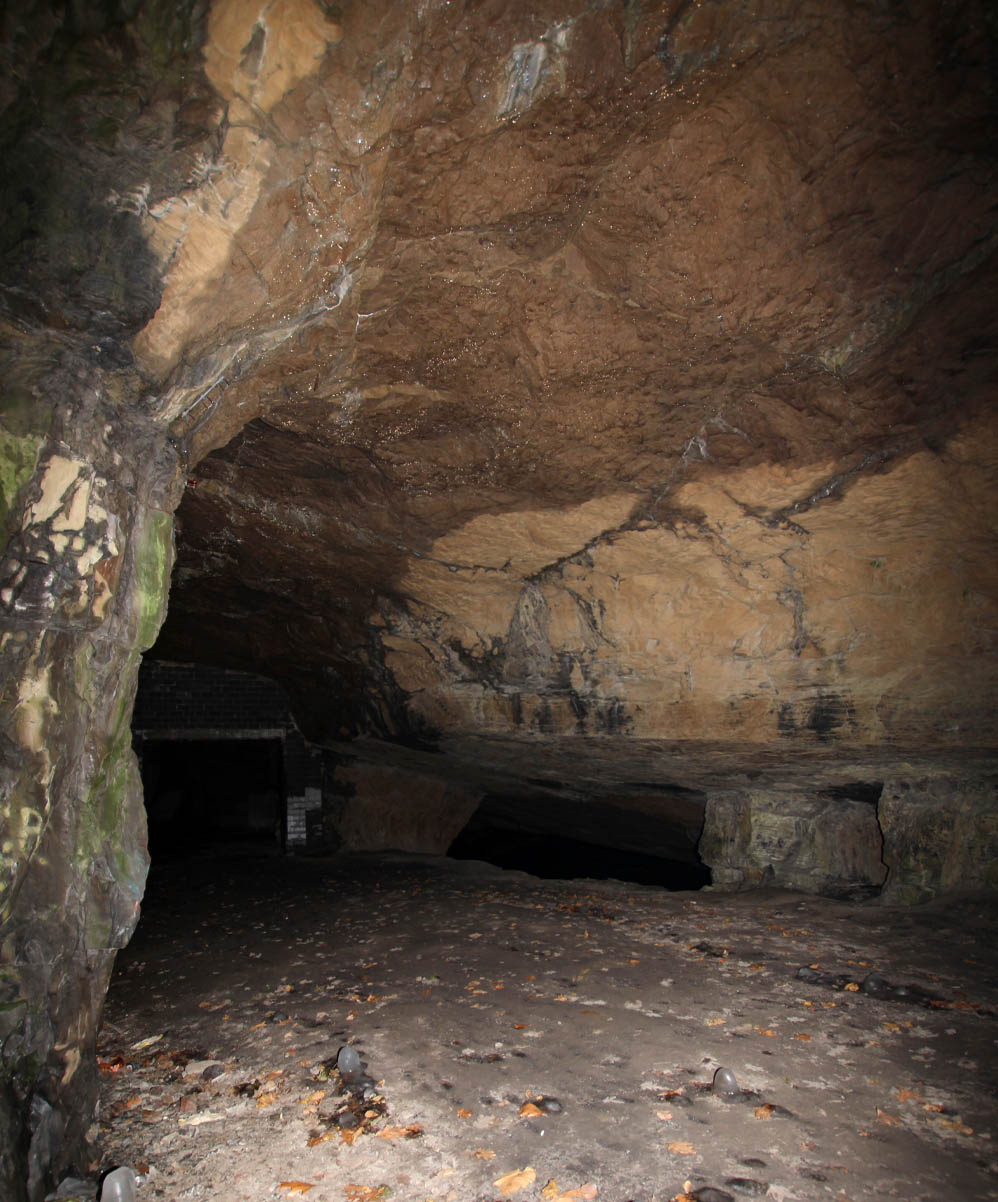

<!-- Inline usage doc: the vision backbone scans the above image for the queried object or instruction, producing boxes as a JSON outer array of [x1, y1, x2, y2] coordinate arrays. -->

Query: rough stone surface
[[879, 775, 998, 904], [1, 1, 997, 1196], [0, 362, 180, 1201], [327, 761, 481, 855], [700, 791, 888, 897]]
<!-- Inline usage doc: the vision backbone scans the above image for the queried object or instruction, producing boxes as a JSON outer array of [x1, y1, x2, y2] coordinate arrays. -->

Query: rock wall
[[0, 360, 179, 1200], [328, 760, 481, 855], [880, 776, 998, 904], [700, 791, 887, 898], [0, 0, 996, 1192]]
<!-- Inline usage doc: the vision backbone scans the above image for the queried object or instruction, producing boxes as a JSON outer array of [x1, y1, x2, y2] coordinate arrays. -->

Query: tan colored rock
[[331, 762, 480, 854]]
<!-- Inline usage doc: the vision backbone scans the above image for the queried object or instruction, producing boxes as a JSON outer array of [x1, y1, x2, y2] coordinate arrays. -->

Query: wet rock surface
[[94, 852, 998, 1202]]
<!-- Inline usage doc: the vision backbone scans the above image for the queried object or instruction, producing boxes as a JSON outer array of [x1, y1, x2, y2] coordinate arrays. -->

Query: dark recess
[[448, 817, 711, 890], [139, 738, 283, 857]]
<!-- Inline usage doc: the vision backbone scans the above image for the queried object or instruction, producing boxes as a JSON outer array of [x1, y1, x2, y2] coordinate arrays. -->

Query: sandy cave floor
[[86, 850, 998, 1202]]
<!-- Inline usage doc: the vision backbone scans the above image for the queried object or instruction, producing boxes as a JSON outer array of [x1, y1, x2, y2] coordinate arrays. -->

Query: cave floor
[[92, 851, 998, 1202]]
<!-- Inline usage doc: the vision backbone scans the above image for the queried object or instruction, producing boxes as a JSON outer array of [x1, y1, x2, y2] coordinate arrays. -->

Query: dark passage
[[448, 788, 711, 889], [139, 738, 283, 856], [449, 823, 710, 890]]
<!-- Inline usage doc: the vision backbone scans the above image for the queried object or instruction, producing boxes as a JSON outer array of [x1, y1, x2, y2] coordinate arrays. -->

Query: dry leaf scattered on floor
[[494, 1166, 537, 1196]]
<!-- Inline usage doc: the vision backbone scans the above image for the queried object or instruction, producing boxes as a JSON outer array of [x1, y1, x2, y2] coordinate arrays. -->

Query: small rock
[[860, 972, 894, 999], [711, 1067, 739, 1097], [337, 1045, 362, 1076], [723, 1178, 769, 1195], [98, 1167, 137, 1202]]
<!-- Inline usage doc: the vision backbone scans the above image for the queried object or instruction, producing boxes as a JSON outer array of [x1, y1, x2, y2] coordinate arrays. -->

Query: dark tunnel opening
[[138, 737, 284, 858], [447, 792, 712, 890]]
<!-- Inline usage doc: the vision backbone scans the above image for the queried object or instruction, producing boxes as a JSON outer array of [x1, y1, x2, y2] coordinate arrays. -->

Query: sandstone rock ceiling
[[6, 0, 998, 790]]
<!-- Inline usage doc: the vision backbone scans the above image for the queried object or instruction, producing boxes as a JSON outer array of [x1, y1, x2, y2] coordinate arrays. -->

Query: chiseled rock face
[[140, 0, 997, 776], [1, 1, 997, 1193]]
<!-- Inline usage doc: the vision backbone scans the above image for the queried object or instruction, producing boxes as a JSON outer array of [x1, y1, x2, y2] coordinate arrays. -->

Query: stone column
[[0, 360, 179, 1201]]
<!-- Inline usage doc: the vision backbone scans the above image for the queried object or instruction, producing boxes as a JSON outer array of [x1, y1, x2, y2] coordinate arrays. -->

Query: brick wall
[[133, 660, 293, 732]]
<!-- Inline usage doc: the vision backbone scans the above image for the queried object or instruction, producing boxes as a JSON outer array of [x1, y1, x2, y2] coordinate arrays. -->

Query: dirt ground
[[76, 849, 998, 1202]]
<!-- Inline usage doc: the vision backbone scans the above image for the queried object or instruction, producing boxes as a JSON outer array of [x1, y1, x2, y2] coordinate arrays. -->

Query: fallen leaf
[[343, 1187, 388, 1201], [512, 1023, 526, 1030], [519, 1102, 543, 1117], [876, 1109, 901, 1127], [749, 963, 765, 971], [457, 1107, 472, 1119], [306, 1131, 336, 1147], [374, 1124, 423, 1140], [706, 1017, 725, 1027], [937, 1116, 974, 1135], [655, 1110, 673, 1122], [667, 1140, 696, 1155], [844, 983, 860, 992], [300, 1090, 326, 1107], [896, 1087, 921, 1103], [793, 1032, 812, 1042], [754, 1027, 776, 1038], [557, 1187, 597, 1201], [339, 1128, 361, 1146], [130, 1035, 163, 1051], [256, 1092, 278, 1108], [278, 1183, 315, 1196], [541, 1182, 561, 1200], [494, 1167, 536, 1196], [474, 1149, 497, 1161], [882, 1021, 900, 1032], [178, 1113, 224, 1127], [754, 1104, 774, 1120]]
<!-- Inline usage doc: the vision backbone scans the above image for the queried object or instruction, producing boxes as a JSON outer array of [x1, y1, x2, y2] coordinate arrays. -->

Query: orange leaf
[[300, 1090, 326, 1107], [520, 1102, 543, 1117], [655, 1110, 673, 1122], [706, 1017, 725, 1027], [793, 1032, 811, 1042], [278, 1183, 315, 1196], [494, 1167, 536, 1196], [754, 1027, 775, 1038], [558, 1187, 597, 1201], [457, 1107, 472, 1119], [754, 1104, 774, 1120], [474, 1149, 496, 1161], [374, 1124, 423, 1140], [876, 1109, 901, 1127], [896, 1087, 921, 1103], [512, 1023, 526, 1030], [306, 1131, 336, 1147], [844, 983, 860, 992], [667, 1140, 696, 1155]]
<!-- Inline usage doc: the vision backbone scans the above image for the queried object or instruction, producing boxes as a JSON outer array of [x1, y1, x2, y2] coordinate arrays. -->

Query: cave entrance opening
[[447, 791, 711, 891], [137, 736, 285, 858]]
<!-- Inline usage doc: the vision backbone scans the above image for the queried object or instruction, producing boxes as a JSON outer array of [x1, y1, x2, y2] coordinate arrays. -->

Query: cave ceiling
[[5, 0, 998, 791]]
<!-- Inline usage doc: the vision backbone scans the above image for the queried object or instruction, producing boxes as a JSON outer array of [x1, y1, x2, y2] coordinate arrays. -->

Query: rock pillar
[[0, 359, 179, 1201]]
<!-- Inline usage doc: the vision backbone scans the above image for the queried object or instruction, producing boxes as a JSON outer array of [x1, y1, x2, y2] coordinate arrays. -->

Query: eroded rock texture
[[1, 0, 997, 1195]]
